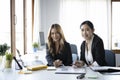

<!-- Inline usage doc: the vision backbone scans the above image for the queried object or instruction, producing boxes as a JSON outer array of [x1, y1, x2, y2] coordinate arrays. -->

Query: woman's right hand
[[53, 59, 62, 67], [73, 61, 85, 68]]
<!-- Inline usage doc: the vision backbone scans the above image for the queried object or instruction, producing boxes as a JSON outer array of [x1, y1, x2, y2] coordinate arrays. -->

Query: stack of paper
[[47, 66, 56, 71]]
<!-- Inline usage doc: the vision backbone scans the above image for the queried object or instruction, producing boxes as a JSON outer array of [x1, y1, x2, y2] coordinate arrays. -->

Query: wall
[[40, 0, 60, 42], [115, 54, 120, 66]]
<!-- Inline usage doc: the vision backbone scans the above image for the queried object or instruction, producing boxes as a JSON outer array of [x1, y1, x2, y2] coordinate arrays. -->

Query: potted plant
[[0, 43, 10, 67], [5, 52, 13, 68], [32, 42, 39, 52], [0, 43, 10, 56]]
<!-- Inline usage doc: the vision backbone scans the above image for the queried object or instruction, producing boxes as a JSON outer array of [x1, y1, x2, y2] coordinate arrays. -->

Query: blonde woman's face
[[51, 28, 60, 42], [81, 24, 94, 40]]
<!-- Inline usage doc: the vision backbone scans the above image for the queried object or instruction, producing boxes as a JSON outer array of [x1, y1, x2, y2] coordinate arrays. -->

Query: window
[[112, 1, 120, 49], [0, 0, 33, 56], [15, 0, 24, 55], [0, 0, 10, 46], [15, 0, 33, 55], [60, 0, 110, 52]]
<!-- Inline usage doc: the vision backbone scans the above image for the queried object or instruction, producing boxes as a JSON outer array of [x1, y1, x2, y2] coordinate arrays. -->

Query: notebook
[[55, 66, 86, 74]]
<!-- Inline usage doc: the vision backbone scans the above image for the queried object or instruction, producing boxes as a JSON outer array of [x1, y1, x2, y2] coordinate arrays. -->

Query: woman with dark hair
[[46, 23, 72, 67], [73, 20, 106, 67]]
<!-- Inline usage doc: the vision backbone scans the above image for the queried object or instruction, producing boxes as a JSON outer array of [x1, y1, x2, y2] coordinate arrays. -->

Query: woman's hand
[[53, 59, 62, 67], [73, 61, 85, 68]]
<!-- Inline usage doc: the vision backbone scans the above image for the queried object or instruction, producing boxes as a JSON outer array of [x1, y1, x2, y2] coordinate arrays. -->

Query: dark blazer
[[80, 34, 106, 66], [46, 41, 72, 66]]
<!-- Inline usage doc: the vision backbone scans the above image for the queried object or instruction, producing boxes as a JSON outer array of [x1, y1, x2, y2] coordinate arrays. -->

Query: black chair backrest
[[105, 50, 116, 66]]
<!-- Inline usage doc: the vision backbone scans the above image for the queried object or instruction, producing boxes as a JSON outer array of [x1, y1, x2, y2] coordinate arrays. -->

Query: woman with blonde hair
[[46, 23, 72, 67]]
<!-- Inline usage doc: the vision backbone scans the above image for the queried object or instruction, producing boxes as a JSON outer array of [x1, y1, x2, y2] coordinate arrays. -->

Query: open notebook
[[55, 66, 86, 74]]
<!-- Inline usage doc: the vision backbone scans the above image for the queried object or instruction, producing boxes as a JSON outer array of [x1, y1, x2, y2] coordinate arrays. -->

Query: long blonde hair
[[47, 24, 66, 55]]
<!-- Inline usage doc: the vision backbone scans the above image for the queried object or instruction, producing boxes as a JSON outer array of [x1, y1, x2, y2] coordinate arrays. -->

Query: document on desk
[[47, 66, 56, 71], [90, 66, 120, 73], [55, 66, 86, 74]]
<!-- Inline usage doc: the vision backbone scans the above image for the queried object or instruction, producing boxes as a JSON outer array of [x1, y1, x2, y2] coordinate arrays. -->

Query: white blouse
[[85, 35, 99, 67]]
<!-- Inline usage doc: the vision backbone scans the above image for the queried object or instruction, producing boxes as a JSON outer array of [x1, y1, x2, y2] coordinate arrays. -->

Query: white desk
[[0, 67, 104, 80], [1, 65, 120, 80], [1, 67, 120, 80]]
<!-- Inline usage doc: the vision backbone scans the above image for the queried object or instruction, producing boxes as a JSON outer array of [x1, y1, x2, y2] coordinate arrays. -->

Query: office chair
[[105, 50, 116, 67], [70, 44, 79, 63]]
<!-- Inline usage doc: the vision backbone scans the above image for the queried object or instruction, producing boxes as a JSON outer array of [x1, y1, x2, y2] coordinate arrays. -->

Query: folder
[[27, 65, 48, 71], [90, 66, 120, 73]]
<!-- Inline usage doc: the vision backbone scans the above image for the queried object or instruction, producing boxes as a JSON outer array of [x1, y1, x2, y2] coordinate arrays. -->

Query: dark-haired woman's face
[[81, 24, 94, 40], [51, 28, 60, 42]]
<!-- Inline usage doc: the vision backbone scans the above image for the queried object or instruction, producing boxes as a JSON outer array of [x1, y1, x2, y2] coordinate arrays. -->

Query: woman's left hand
[[73, 60, 85, 68]]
